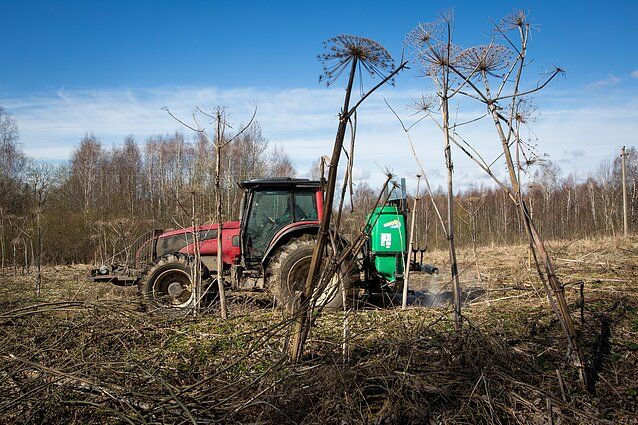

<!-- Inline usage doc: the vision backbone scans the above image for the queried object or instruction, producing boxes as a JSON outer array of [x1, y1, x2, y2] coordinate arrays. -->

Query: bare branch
[[162, 107, 202, 133], [493, 67, 563, 102], [384, 99, 448, 238], [347, 60, 409, 117], [219, 106, 258, 147]]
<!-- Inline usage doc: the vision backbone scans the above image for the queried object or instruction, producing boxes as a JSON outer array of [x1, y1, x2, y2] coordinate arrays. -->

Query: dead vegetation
[[1, 236, 636, 423]]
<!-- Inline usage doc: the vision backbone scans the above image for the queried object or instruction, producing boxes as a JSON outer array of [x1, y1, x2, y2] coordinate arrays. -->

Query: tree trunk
[[23, 241, 28, 274], [622, 146, 628, 237], [191, 193, 202, 315], [36, 208, 42, 296], [13, 242, 17, 277], [1, 225, 5, 276]]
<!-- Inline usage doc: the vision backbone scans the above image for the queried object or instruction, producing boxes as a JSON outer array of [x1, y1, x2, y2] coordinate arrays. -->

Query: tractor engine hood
[[156, 221, 241, 265]]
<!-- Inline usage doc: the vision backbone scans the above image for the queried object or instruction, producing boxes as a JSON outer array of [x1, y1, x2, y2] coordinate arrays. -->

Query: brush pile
[[1, 237, 637, 423]]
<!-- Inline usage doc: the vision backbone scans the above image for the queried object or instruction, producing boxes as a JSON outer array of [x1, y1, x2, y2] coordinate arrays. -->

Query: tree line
[[0, 107, 294, 269], [314, 149, 638, 255], [0, 105, 635, 271], [405, 152, 637, 252]]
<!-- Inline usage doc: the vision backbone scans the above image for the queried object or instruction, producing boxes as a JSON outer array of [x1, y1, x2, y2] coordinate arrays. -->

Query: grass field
[[1, 236, 637, 423]]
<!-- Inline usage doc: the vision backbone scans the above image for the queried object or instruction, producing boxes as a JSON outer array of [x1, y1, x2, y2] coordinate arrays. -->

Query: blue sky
[[1, 0, 637, 189]]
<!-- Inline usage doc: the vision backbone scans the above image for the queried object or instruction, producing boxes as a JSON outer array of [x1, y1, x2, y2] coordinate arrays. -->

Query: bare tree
[[621, 146, 629, 237], [0, 107, 26, 273], [269, 145, 296, 177], [596, 161, 618, 236], [459, 194, 485, 284], [70, 134, 102, 214], [211, 108, 231, 319], [25, 161, 55, 295], [164, 105, 256, 318]]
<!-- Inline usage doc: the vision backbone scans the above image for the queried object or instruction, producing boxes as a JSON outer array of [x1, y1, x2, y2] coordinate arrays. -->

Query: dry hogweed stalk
[[434, 8, 591, 390], [405, 21, 443, 48], [459, 44, 513, 76], [409, 94, 437, 115], [418, 43, 463, 78], [292, 34, 407, 363], [318, 35, 395, 86], [405, 13, 463, 80], [509, 97, 537, 124], [405, 11, 464, 329], [499, 9, 530, 32]]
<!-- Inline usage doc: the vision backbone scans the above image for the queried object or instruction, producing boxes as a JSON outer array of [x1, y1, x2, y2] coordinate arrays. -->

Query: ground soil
[[1, 236, 637, 423]]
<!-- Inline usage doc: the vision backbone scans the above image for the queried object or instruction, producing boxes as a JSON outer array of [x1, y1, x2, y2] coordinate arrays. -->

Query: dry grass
[[0, 236, 637, 423]]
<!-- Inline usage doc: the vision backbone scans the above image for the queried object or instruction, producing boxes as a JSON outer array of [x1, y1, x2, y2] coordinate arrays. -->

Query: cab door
[[243, 189, 294, 261]]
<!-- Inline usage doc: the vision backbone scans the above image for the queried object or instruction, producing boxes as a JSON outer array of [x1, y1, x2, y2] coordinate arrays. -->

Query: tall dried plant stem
[[334, 114, 356, 233], [290, 35, 406, 362], [442, 101, 462, 328], [190, 192, 202, 316], [341, 266, 350, 363], [488, 71, 589, 391], [36, 208, 42, 296], [215, 110, 229, 320], [440, 31, 463, 328], [429, 13, 592, 388], [402, 175, 421, 309], [384, 98, 448, 241], [290, 57, 359, 363]]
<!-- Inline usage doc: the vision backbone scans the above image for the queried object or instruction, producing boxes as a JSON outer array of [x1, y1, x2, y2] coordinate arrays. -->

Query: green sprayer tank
[[365, 205, 407, 283]]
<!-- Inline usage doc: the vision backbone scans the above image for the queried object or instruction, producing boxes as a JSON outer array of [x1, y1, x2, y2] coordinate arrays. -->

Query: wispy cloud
[[563, 149, 585, 159], [631, 70, 638, 79], [588, 75, 621, 89], [3, 84, 638, 191]]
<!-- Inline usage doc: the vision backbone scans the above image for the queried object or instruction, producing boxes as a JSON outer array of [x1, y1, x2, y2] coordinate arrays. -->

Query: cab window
[[294, 191, 318, 221], [246, 190, 293, 256]]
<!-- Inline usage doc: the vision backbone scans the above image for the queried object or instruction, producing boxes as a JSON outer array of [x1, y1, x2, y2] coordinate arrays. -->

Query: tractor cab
[[237, 178, 323, 268]]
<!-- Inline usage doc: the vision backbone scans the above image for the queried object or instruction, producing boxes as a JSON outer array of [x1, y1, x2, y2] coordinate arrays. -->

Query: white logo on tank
[[381, 233, 392, 248]]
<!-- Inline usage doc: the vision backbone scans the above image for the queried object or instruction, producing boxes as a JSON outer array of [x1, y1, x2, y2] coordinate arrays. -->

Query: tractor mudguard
[[260, 222, 320, 265]]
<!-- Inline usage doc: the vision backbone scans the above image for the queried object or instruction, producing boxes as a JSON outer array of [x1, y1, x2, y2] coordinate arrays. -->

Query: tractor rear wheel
[[267, 236, 356, 310], [138, 254, 209, 313]]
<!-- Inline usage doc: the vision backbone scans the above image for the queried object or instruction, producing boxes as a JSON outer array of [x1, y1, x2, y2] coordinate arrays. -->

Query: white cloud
[[588, 75, 621, 89], [631, 70, 638, 79], [3, 84, 638, 192]]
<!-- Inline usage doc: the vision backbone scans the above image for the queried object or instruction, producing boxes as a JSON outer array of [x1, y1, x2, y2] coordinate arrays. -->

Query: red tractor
[[91, 178, 351, 310], [91, 177, 436, 312]]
